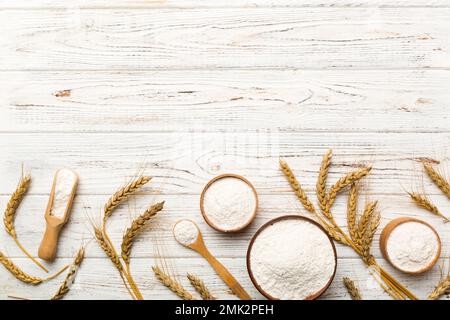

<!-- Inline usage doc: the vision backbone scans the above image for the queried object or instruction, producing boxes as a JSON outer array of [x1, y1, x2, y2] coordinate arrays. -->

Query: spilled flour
[[249, 218, 336, 300], [202, 177, 256, 231], [387, 221, 439, 273], [174, 220, 199, 246]]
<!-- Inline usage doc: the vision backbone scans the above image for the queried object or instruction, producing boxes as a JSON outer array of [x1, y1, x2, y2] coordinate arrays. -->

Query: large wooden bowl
[[246, 215, 337, 300], [380, 217, 441, 275]]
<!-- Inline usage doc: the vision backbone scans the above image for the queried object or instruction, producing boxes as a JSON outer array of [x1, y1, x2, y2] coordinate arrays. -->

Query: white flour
[[50, 169, 78, 218], [174, 220, 199, 246], [203, 177, 256, 231], [386, 221, 439, 273], [249, 219, 336, 300]]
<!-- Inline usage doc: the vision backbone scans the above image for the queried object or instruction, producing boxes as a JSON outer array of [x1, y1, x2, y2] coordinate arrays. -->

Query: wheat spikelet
[[347, 183, 359, 243], [187, 274, 216, 300], [51, 247, 85, 300], [280, 159, 316, 214], [428, 275, 450, 300], [361, 210, 380, 263], [3, 175, 30, 238], [0, 251, 44, 285], [152, 266, 196, 300], [408, 192, 449, 222], [343, 277, 362, 300], [121, 202, 164, 266], [424, 163, 450, 199], [317, 150, 332, 214], [94, 227, 123, 271], [103, 176, 152, 224], [326, 167, 372, 214]]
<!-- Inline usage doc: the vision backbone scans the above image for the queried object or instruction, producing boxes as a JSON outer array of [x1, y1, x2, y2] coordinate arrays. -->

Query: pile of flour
[[174, 220, 199, 246], [386, 221, 439, 273], [249, 218, 336, 300], [203, 177, 256, 231], [51, 169, 78, 218]]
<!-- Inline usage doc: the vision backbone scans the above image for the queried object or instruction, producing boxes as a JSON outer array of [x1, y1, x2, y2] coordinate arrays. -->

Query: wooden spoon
[[38, 169, 79, 261], [173, 219, 252, 300]]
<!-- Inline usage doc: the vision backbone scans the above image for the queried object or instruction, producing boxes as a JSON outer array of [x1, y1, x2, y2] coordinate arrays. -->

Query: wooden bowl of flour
[[200, 174, 258, 233], [246, 215, 337, 300], [380, 217, 441, 275]]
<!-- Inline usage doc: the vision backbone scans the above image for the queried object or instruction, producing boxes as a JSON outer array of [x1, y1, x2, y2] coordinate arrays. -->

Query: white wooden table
[[0, 1, 449, 300]]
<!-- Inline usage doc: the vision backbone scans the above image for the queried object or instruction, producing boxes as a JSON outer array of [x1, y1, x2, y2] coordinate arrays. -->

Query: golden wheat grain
[[408, 192, 449, 222], [326, 167, 372, 214], [424, 163, 450, 199], [317, 150, 332, 214], [0, 251, 44, 285], [343, 277, 362, 300], [361, 211, 380, 263], [358, 201, 377, 241], [103, 176, 152, 224], [347, 183, 359, 243], [152, 266, 196, 300], [121, 202, 165, 267], [428, 275, 450, 300], [51, 247, 85, 300], [187, 274, 216, 300], [94, 227, 123, 271]]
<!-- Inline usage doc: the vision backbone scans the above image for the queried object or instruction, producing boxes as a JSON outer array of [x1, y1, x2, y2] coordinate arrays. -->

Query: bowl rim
[[200, 173, 258, 233], [380, 216, 442, 275], [246, 215, 338, 300]]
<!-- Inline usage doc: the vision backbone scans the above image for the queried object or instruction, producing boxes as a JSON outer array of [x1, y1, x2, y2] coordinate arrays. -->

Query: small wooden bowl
[[246, 215, 337, 300], [200, 173, 258, 233], [380, 217, 441, 275]]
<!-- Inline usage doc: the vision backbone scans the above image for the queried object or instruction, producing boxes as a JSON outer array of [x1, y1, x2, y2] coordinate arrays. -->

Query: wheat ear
[[424, 163, 450, 199], [317, 150, 332, 214], [103, 176, 152, 224], [121, 202, 165, 268], [0, 251, 67, 285], [408, 192, 449, 223], [51, 247, 85, 300], [428, 275, 450, 300], [343, 277, 362, 300], [187, 274, 216, 300], [347, 183, 359, 243], [3, 175, 48, 272], [152, 266, 196, 300], [358, 201, 378, 241]]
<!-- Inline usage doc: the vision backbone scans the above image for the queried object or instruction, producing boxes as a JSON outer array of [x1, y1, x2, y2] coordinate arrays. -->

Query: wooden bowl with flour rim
[[246, 215, 337, 300], [200, 173, 258, 233], [380, 217, 441, 275]]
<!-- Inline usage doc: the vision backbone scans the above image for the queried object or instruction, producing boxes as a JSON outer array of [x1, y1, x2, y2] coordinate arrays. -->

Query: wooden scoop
[[173, 220, 252, 300], [38, 169, 79, 261]]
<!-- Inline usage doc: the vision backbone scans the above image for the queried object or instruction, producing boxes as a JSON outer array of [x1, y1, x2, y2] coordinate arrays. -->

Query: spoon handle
[[202, 250, 252, 300]]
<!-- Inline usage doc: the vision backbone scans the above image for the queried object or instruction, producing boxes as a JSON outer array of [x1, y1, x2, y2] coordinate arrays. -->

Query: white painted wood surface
[[0, 1, 449, 300]]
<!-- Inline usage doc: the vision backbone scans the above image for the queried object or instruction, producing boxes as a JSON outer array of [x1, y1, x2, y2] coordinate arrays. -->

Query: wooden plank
[[0, 1, 449, 9], [1, 256, 447, 300], [1, 8, 449, 70], [0, 132, 448, 196], [1, 70, 449, 133], [0, 194, 448, 260]]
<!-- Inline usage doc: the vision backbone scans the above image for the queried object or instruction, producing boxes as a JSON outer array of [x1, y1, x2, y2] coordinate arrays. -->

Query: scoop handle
[[202, 250, 252, 300], [38, 223, 62, 261]]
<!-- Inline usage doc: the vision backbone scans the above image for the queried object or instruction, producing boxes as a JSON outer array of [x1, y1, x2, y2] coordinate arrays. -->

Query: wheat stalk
[[51, 247, 85, 300], [103, 176, 152, 224], [428, 275, 450, 300], [424, 163, 450, 199], [121, 202, 165, 268], [317, 150, 332, 214], [343, 277, 362, 300], [0, 251, 67, 285], [152, 266, 196, 300], [347, 183, 359, 243], [3, 175, 48, 272], [358, 201, 378, 242], [187, 274, 216, 300], [408, 192, 449, 223]]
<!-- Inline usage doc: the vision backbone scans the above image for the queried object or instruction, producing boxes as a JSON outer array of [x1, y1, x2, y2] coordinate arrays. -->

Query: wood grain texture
[[1, 70, 449, 133], [1, 8, 450, 70]]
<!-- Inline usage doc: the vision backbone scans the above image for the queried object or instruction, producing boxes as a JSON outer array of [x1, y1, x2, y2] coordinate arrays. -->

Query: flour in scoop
[[174, 220, 199, 246], [203, 177, 257, 231], [50, 169, 78, 218], [249, 219, 336, 300], [387, 221, 439, 273]]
